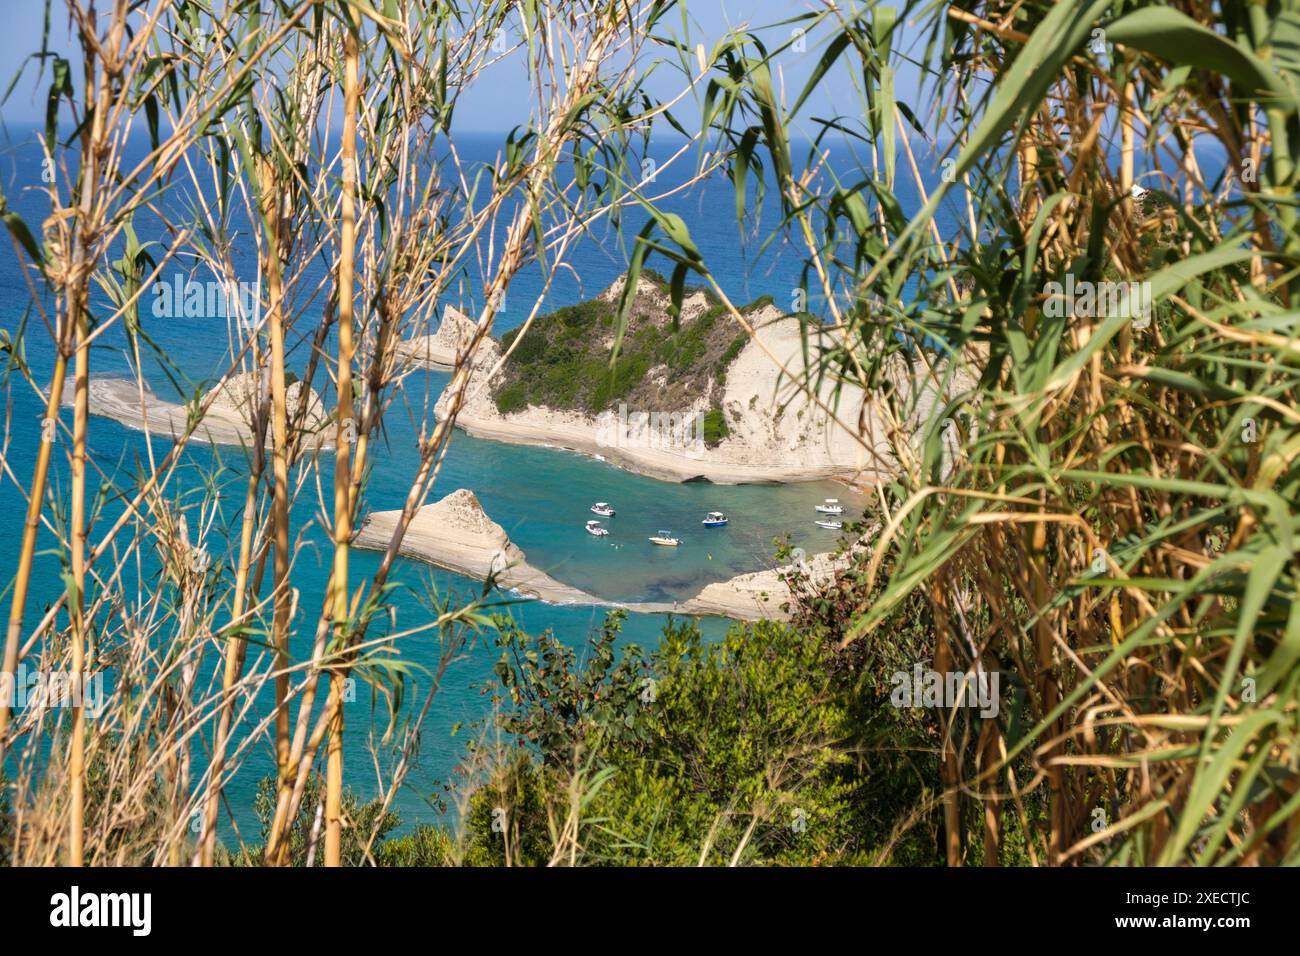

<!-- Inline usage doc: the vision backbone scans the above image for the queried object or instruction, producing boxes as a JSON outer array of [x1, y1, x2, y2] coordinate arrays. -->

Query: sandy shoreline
[[445, 406, 857, 485], [73, 376, 332, 449], [354, 489, 830, 622]]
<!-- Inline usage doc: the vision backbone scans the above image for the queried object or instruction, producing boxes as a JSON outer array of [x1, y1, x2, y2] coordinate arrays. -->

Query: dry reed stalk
[[323, 3, 362, 868]]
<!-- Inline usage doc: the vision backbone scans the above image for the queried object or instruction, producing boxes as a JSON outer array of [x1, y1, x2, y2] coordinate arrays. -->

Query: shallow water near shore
[[376, 375, 864, 605]]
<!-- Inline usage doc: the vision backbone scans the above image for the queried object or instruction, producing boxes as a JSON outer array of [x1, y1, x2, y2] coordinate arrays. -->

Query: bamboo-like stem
[[65, 4, 118, 865], [979, 721, 1002, 866], [0, 351, 70, 762], [931, 585, 961, 866], [196, 440, 265, 866], [258, 154, 294, 797], [67, 295, 90, 869], [324, 6, 361, 868], [1028, 501, 1064, 865]]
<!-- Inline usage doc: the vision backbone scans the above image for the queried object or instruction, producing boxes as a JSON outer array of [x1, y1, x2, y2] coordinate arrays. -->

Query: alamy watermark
[[0, 664, 106, 716], [889, 662, 1001, 718], [1043, 275, 1152, 329], [151, 274, 260, 321], [49, 886, 151, 936], [595, 403, 705, 458]]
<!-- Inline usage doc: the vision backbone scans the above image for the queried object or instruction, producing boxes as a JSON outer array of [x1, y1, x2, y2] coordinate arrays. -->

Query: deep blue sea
[[0, 125, 961, 842]]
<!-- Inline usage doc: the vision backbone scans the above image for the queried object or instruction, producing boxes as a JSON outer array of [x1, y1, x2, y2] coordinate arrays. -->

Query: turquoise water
[[0, 127, 931, 841], [407, 409, 857, 603]]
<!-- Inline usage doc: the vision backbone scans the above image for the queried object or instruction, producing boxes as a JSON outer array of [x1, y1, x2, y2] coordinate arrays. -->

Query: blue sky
[[0, 0, 929, 137]]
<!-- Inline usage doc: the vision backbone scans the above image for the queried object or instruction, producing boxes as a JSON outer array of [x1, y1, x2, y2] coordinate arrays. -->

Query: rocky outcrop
[[77, 371, 330, 449], [425, 275, 967, 485], [396, 305, 500, 371], [353, 489, 597, 604]]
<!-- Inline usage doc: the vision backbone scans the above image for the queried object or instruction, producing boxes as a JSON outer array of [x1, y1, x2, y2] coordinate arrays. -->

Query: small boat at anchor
[[590, 502, 616, 517], [815, 519, 843, 530], [815, 498, 844, 515], [649, 530, 681, 546], [701, 512, 728, 527], [585, 520, 609, 536]]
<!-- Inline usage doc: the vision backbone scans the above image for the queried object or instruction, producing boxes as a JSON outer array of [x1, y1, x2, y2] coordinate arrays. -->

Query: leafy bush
[[702, 407, 728, 446], [375, 824, 458, 866], [715, 332, 748, 387], [494, 382, 529, 415], [450, 610, 938, 865]]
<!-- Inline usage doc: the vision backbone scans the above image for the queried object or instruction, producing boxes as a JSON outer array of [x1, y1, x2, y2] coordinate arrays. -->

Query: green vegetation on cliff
[[493, 273, 771, 429]]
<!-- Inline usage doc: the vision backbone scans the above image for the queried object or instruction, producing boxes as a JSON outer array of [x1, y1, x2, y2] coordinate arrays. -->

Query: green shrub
[[503, 327, 547, 363], [494, 382, 528, 414], [588, 352, 649, 411], [448, 608, 947, 866], [715, 332, 748, 386], [457, 615, 859, 864], [376, 824, 458, 866], [702, 407, 728, 446]]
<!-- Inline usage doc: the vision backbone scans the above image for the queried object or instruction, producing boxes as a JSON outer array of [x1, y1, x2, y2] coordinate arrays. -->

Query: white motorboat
[[585, 520, 609, 537], [590, 502, 616, 517], [648, 530, 680, 546], [701, 512, 728, 527], [815, 498, 844, 515], [815, 519, 843, 530]]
